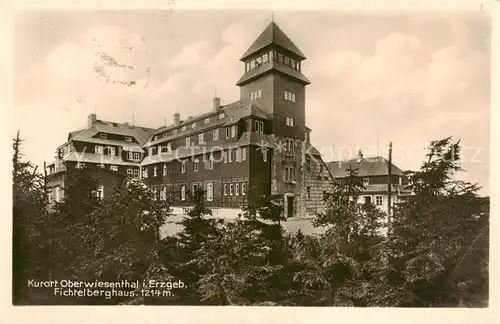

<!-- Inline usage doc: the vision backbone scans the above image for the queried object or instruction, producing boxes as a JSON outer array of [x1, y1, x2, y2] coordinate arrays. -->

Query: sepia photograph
[[11, 4, 491, 310]]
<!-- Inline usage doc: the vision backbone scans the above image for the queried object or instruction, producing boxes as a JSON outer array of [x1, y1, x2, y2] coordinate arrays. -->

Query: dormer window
[[218, 112, 225, 119], [100, 133, 107, 139], [192, 122, 196, 128], [125, 137, 132, 142], [204, 118, 210, 124], [182, 126, 187, 132]]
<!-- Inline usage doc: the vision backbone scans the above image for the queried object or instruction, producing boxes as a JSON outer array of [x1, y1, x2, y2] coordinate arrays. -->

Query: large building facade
[[47, 22, 334, 218]]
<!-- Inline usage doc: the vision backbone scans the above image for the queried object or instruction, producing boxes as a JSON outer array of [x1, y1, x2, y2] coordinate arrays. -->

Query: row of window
[[223, 182, 247, 196], [284, 166, 296, 183], [250, 89, 262, 100], [95, 145, 116, 155], [244, 50, 302, 72], [144, 148, 248, 178], [154, 113, 226, 141], [284, 91, 296, 102], [99, 133, 134, 142], [285, 117, 295, 127]]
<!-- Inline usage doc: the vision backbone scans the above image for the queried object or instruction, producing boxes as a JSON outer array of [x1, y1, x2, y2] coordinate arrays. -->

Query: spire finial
[[271, 11, 274, 23]]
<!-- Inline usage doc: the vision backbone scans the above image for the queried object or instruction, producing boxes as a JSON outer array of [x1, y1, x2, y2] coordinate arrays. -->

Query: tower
[[236, 21, 310, 140]]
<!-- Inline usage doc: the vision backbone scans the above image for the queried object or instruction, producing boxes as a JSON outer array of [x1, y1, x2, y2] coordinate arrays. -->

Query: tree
[[287, 167, 388, 306], [165, 187, 224, 304], [12, 131, 50, 304], [196, 194, 294, 305], [385, 137, 488, 306], [49, 174, 172, 304]]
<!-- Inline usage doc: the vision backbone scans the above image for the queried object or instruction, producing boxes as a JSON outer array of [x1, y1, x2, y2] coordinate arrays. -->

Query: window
[[228, 149, 232, 163], [278, 53, 283, 63], [76, 162, 86, 169], [235, 183, 240, 196], [250, 89, 262, 100], [100, 133, 107, 139], [153, 166, 158, 177], [160, 186, 167, 201], [148, 147, 154, 156], [242, 148, 247, 161], [125, 136, 132, 142], [182, 126, 187, 131], [204, 118, 210, 124], [181, 162, 186, 173], [206, 157, 214, 170], [284, 91, 289, 100], [363, 178, 370, 185], [269, 50, 273, 61], [212, 129, 219, 140], [192, 122, 196, 129], [154, 135, 158, 141], [229, 184, 234, 196], [223, 184, 228, 196], [95, 185, 104, 199], [95, 145, 103, 154], [263, 53, 269, 62], [305, 155, 311, 171], [206, 182, 214, 202], [284, 91, 296, 102], [375, 195, 383, 207], [193, 160, 199, 172], [225, 127, 230, 139], [291, 93, 296, 102], [163, 164, 167, 176], [97, 163, 105, 168], [110, 165, 118, 171], [284, 56, 290, 65], [181, 185, 186, 201], [291, 59, 296, 69], [167, 143, 172, 152], [263, 150, 268, 162], [185, 137, 191, 147], [142, 168, 148, 179], [364, 196, 372, 204], [105, 146, 115, 155], [198, 133, 205, 144], [223, 151, 228, 163], [256, 56, 261, 65], [285, 166, 295, 182], [306, 186, 311, 198], [127, 168, 133, 176], [219, 112, 225, 119], [231, 125, 236, 137], [246, 62, 250, 72], [152, 186, 158, 201], [241, 182, 246, 196], [255, 121, 264, 133], [133, 169, 140, 178], [250, 60, 255, 69], [236, 148, 241, 162]]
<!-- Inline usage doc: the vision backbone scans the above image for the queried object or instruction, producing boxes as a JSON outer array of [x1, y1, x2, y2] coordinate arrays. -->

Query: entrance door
[[287, 196, 295, 218]]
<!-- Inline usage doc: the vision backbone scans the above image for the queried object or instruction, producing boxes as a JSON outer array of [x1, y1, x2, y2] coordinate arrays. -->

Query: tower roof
[[240, 22, 306, 61]]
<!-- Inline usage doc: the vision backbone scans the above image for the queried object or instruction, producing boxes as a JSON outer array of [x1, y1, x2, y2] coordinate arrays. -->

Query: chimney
[[174, 112, 180, 126], [88, 113, 97, 127], [357, 149, 363, 162], [213, 97, 221, 112]]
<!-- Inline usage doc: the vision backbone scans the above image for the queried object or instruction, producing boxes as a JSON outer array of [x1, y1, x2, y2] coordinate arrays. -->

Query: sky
[[13, 9, 491, 195]]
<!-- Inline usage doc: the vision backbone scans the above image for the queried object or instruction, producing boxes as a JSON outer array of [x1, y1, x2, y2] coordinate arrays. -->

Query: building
[[46, 116, 155, 207], [46, 21, 335, 218], [325, 151, 411, 214]]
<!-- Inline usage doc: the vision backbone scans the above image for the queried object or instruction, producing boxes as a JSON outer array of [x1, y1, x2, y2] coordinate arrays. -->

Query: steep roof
[[326, 156, 404, 178], [144, 100, 269, 147], [70, 120, 155, 147], [240, 22, 306, 61]]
